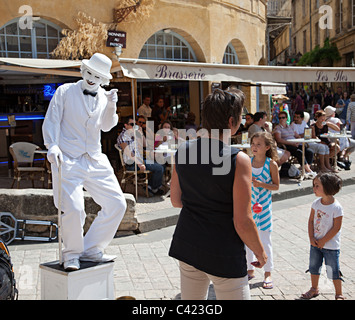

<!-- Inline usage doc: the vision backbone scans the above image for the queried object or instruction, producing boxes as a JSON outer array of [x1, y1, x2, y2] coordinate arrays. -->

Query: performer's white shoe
[[80, 252, 116, 263], [64, 258, 80, 271]]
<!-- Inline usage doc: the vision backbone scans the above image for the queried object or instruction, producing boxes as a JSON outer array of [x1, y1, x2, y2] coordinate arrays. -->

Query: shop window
[[139, 30, 197, 62], [0, 18, 62, 58], [223, 43, 239, 65]]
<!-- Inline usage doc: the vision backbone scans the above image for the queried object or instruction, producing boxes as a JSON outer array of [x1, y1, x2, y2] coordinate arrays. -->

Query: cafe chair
[[114, 144, 151, 198], [9, 142, 45, 189]]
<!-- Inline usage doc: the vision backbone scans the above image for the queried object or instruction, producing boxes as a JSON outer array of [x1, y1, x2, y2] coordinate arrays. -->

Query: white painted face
[[81, 68, 104, 92]]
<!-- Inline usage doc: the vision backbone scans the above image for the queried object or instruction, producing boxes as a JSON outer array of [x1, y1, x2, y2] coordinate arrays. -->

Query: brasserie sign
[[119, 58, 355, 83], [155, 64, 206, 81]]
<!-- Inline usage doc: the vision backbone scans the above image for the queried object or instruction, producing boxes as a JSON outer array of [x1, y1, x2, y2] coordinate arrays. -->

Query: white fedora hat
[[82, 53, 113, 80]]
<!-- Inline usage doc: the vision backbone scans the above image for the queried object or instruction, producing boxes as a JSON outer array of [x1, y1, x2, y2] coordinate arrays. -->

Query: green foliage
[[297, 38, 341, 66]]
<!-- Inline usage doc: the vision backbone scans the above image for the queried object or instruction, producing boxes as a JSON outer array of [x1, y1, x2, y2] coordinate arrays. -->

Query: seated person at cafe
[[248, 111, 268, 136], [154, 120, 184, 167], [310, 110, 338, 172], [324, 105, 355, 166], [117, 117, 165, 196], [249, 111, 291, 167], [155, 120, 185, 146], [290, 111, 308, 137], [136, 114, 147, 140], [248, 111, 272, 134], [273, 111, 316, 179], [136, 115, 154, 149], [244, 113, 254, 131], [136, 115, 147, 132], [233, 112, 254, 143], [155, 120, 176, 149]]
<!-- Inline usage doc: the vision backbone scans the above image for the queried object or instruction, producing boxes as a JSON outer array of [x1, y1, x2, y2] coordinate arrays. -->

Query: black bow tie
[[83, 90, 97, 97]]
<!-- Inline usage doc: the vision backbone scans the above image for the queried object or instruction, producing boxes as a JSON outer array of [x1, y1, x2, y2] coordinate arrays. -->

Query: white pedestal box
[[40, 260, 115, 300]]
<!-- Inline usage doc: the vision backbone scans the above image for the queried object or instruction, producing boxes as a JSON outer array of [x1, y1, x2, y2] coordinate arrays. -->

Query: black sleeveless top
[[168, 138, 247, 278], [311, 123, 330, 145]]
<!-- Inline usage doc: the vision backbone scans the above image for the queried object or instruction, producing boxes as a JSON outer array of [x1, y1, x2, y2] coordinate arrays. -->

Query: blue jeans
[[309, 245, 341, 280], [126, 161, 164, 190]]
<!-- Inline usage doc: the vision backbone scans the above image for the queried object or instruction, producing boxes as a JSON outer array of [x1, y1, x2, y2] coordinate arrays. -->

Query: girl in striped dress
[[246, 132, 280, 289]]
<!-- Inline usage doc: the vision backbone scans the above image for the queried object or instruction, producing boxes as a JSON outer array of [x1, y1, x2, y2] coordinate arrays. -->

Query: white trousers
[[246, 230, 274, 273], [52, 153, 127, 261]]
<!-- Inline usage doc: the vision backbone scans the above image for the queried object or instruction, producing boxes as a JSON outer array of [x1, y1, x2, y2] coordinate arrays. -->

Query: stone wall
[[0, 189, 137, 238]]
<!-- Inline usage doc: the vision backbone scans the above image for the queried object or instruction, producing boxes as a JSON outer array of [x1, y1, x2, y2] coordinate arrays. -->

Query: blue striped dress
[[251, 157, 273, 232]]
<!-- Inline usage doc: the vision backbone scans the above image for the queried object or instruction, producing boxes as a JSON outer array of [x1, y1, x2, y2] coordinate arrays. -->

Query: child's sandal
[[301, 287, 319, 299], [335, 295, 346, 300]]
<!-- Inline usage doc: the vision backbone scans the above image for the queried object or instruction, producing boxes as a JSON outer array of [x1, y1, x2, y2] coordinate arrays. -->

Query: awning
[[117, 58, 288, 94], [257, 82, 286, 95], [0, 57, 82, 69], [117, 58, 355, 84], [0, 57, 82, 77]]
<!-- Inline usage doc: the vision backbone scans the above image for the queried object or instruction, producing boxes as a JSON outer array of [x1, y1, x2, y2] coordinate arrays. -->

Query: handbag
[[288, 164, 301, 178]]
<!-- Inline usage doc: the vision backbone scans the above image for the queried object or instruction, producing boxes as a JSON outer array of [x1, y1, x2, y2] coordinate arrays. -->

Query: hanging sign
[[106, 30, 126, 48]]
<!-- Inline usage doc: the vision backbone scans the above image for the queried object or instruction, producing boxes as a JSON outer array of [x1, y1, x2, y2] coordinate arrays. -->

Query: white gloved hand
[[104, 89, 118, 103], [47, 145, 63, 167]]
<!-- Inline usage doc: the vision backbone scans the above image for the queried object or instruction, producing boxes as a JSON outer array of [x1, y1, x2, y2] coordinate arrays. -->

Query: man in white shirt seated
[[138, 96, 152, 119], [290, 111, 308, 137]]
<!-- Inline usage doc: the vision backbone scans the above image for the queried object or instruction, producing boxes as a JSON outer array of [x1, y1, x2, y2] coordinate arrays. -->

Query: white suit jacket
[[42, 80, 118, 160]]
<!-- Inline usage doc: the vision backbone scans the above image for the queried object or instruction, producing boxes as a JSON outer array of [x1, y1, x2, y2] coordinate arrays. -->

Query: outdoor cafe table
[[287, 138, 320, 181], [320, 133, 352, 170], [231, 143, 251, 150], [153, 147, 177, 164], [231, 143, 252, 158]]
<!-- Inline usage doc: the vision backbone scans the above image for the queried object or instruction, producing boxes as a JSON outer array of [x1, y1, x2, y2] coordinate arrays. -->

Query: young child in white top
[[302, 172, 345, 300]]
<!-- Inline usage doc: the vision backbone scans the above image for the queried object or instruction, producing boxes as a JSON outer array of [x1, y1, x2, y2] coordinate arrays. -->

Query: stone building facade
[[291, 0, 355, 68], [0, 0, 269, 120]]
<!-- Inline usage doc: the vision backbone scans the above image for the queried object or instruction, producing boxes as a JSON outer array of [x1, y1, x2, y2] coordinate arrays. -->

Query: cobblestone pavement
[[8, 184, 355, 300]]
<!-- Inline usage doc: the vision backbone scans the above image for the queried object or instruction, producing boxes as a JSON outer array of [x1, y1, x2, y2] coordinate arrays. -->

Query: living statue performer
[[42, 53, 127, 271]]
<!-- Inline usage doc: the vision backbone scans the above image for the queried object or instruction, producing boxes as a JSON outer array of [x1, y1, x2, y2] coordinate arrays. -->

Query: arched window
[[0, 18, 63, 58], [139, 30, 197, 62], [223, 43, 239, 65]]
